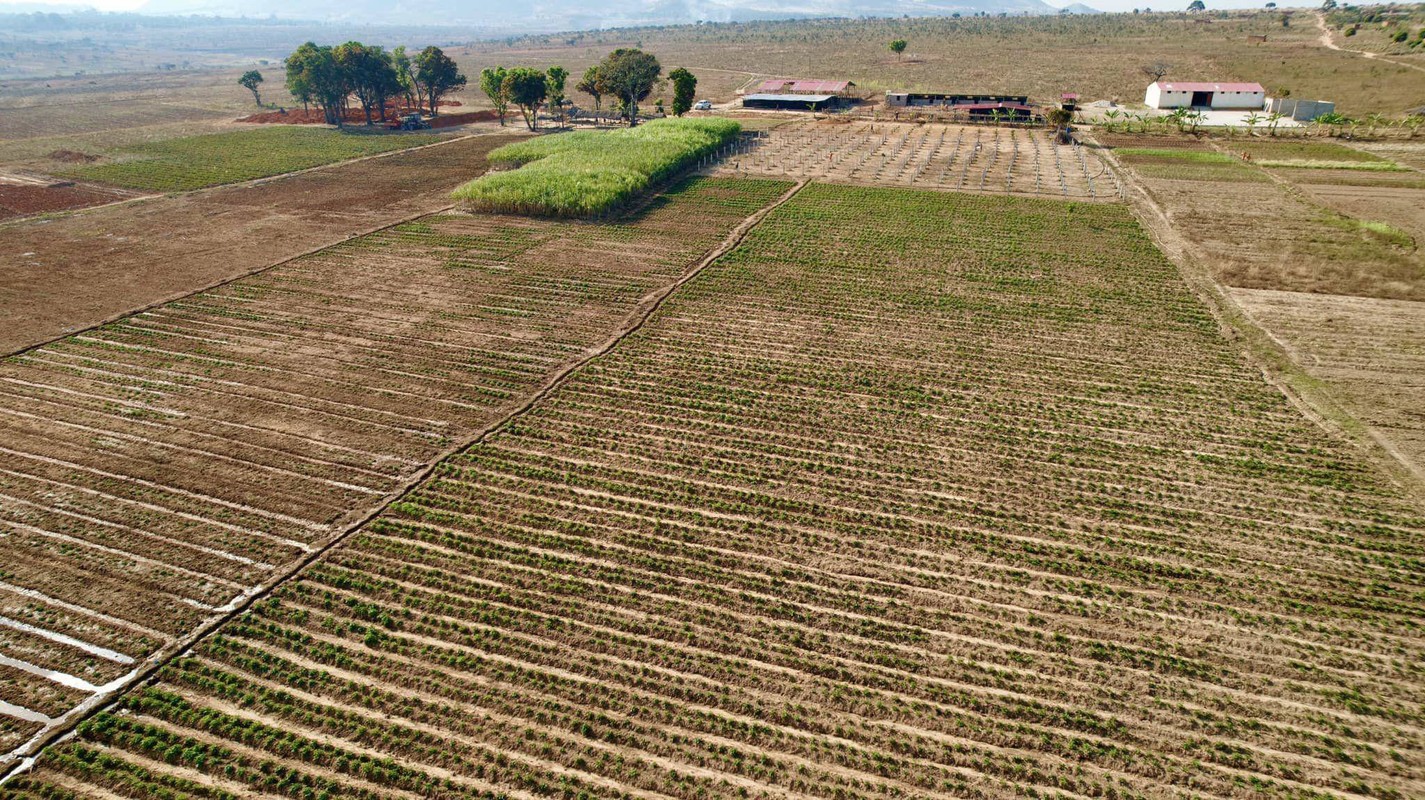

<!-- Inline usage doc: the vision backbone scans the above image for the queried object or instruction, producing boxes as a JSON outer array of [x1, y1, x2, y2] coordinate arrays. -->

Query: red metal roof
[[754, 79, 851, 94], [1061, 93, 1079, 99], [1156, 81, 1264, 93]]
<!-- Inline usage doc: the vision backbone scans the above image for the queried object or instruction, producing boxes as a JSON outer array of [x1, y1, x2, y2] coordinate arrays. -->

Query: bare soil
[[0, 181, 137, 220], [0, 133, 520, 355], [1233, 287, 1425, 477]]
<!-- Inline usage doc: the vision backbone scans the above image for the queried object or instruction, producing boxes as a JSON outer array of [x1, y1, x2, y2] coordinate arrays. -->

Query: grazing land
[[0, 134, 523, 355], [6, 183, 1423, 799], [714, 119, 1118, 200], [0, 174, 793, 760], [59, 127, 450, 192], [453, 12, 1425, 117], [454, 118, 742, 216]]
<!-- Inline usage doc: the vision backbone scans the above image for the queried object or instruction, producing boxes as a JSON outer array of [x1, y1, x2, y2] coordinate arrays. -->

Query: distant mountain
[[1056, 2, 1102, 13], [134, 0, 1067, 28]]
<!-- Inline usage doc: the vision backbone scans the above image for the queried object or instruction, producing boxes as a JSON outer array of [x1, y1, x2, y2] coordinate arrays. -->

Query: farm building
[[753, 79, 854, 96], [1144, 81, 1265, 110], [742, 93, 842, 111], [886, 92, 1029, 108]]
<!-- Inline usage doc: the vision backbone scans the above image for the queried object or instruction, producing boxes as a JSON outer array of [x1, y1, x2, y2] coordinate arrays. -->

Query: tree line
[[479, 49, 698, 131], [280, 42, 466, 126]]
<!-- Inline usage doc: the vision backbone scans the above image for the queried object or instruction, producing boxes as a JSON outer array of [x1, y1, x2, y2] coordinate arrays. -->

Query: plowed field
[[0, 176, 794, 759], [8, 184, 1421, 800]]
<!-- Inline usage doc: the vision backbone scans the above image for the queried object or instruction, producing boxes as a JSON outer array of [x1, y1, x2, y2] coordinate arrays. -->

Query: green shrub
[[451, 117, 740, 216]]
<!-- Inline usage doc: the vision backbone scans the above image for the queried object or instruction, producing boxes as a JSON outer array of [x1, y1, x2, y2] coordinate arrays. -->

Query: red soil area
[[236, 100, 493, 128], [0, 182, 133, 220]]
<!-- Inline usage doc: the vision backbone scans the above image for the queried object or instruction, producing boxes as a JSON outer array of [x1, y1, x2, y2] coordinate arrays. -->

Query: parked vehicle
[[388, 113, 431, 131], [693, 100, 713, 111]]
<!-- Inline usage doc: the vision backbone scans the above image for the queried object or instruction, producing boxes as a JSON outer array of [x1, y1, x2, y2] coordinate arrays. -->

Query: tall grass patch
[[452, 118, 741, 217]]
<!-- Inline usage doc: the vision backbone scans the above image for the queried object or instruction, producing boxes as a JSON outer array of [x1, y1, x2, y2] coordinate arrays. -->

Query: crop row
[[10, 183, 1421, 799], [0, 176, 794, 757]]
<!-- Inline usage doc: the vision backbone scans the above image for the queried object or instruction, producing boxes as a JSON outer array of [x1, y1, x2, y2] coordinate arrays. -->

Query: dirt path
[[0, 179, 807, 787], [1314, 11, 1425, 74]]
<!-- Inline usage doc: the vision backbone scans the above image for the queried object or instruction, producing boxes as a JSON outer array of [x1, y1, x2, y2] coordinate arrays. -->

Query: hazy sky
[[4, 0, 1295, 17]]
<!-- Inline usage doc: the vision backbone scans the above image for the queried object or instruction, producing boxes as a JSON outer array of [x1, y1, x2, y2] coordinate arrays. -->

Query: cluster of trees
[[480, 49, 697, 130], [282, 42, 466, 126]]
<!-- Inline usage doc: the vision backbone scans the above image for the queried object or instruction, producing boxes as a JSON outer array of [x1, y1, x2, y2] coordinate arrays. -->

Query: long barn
[[1144, 81, 1265, 110]]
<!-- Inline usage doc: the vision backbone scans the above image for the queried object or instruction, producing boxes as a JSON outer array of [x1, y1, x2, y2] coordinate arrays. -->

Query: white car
[[693, 100, 713, 111]]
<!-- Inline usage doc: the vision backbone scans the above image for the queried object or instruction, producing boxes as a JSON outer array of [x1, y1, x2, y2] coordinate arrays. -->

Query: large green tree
[[503, 67, 547, 131], [415, 46, 466, 117], [595, 48, 660, 126], [285, 42, 348, 125], [668, 67, 696, 116], [334, 42, 401, 125], [481, 66, 510, 126], [238, 70, 264, 106]]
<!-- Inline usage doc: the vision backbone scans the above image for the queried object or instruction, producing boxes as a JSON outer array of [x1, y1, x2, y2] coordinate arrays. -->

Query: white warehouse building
[[1144, 81, 1266, 110]]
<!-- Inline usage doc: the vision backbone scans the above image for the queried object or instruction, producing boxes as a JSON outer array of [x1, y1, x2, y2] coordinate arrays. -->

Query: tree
[[481, 67, 510, 126], [889, 39, 908, 60], [334, 42, 401, 125], [545, 66, 568, 126], [595, 48, 660, 126], [503, 67, 547, 131], [415, 46, 466, 117], [1321, 0, 1336, 9], [239, 70, 264, 106], [1045, 107, 1073, 143], [577, 65, 603, 115], [286, 42, 348, 125], [1187, 0, 1205, 10], [392, 46, 420, 110], [668, 67, 697, 116], [1265, 1, 1275, 6], [1141, 61, 1171, 82]]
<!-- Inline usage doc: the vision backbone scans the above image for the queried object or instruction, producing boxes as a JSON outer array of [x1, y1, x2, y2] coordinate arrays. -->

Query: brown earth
[[1232, 287, 1425, 479], [236, 100, 473, 127], [0, 181, 137, 220], [0, 133, 521, 355]]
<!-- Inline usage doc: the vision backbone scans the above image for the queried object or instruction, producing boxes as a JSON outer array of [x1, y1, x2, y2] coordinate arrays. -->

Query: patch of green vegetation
[[1257, 159, 1407, 172], [452, 117, 740, 217], [1236, 141, 1386, 163], [62, 127, 449, 192], [1332, 217, 1416, 249], [1113, 148, 1239, 163]]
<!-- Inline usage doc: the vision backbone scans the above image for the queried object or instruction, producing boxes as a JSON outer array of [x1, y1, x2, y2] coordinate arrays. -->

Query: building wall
[[1209, 91, 1265, 110], [1265, 97, 1335, 121]]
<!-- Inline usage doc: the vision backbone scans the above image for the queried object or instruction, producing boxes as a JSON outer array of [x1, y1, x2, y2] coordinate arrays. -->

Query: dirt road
[[1315, 11, 1425, 74]]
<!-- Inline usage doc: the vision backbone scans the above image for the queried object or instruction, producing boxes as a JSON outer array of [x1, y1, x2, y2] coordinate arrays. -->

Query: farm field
[[1102, 131, 1425, 485], [1232, 287, 1425, 476], [7, 183, 1424, 799], [58, 127, 451, 192], [713, 120, 1118, 200], [0, 173, 793, 759], [0, 134, 526, 355], [1100, 133, 1424, 301]]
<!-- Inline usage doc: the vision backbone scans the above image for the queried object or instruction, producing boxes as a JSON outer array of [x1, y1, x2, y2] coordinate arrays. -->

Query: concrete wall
[[1265, 97, 1336, 121]]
